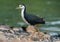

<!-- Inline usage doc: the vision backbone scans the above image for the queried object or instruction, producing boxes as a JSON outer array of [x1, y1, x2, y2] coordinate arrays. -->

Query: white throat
[[21, 8, 25, 18], [21, 8, 30, 25]]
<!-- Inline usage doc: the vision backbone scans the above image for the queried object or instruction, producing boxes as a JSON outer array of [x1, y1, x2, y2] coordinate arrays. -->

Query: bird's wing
[[24, 13, 44, 25]]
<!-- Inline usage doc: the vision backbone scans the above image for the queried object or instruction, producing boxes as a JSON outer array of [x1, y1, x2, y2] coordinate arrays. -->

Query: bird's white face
[[16, 5, 25, 9]]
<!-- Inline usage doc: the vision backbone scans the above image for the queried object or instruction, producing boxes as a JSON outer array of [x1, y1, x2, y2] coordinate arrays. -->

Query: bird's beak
[[16, 7, 20, 9]]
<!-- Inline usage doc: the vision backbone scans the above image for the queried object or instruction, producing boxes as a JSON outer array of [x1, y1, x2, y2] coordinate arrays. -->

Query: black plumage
[[24, 13, 45, 25]]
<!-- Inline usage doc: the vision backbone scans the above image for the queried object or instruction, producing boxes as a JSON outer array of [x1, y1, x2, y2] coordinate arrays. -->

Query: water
[[46, 21, 60, 25], [40, 27, 60, 32]]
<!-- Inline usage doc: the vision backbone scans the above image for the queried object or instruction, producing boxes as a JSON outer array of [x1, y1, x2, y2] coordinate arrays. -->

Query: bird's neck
[[21, 8, 26, 16]]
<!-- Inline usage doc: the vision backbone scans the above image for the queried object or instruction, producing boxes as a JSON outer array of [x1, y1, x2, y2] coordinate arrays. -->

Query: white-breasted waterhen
[[16, 4, 45, 26]]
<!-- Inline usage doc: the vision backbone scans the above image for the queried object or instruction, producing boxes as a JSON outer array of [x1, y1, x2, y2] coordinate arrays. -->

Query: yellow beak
[[16, 7, 20, 9]]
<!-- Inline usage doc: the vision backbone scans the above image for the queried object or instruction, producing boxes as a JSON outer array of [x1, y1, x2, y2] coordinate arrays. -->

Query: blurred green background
[[0, 0, 60, 27]]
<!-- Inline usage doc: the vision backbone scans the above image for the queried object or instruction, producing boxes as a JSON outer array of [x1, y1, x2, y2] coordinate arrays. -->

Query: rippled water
[[46, 21, 60, 25], [40, 27, 60, 32]]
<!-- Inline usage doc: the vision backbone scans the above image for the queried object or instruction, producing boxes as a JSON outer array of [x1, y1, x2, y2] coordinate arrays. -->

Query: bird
[[16, 4, 45, 26]]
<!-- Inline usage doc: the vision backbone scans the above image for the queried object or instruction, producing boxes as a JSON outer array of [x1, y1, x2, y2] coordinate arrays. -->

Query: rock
[[0, 32, 7, 42], [26, 25, 51, 41], [26, 25, 37, 33], [0, 25, 60, 42], [11, 38, 20, 42]]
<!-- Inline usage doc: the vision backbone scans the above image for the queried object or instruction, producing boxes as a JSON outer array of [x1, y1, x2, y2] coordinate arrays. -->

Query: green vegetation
[[0, 0, 60, 27]]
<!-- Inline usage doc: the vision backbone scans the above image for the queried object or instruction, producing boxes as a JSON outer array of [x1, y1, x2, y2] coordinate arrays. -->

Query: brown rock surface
[[0, 25, 60, 42]]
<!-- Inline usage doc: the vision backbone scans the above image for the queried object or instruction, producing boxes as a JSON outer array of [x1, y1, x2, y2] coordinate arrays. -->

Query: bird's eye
[[21, 5, 23, 7], [19, 5, 22, 7]]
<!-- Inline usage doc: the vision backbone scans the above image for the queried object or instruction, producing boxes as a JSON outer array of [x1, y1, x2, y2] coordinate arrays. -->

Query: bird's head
[[16, 4, 25, 9]]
